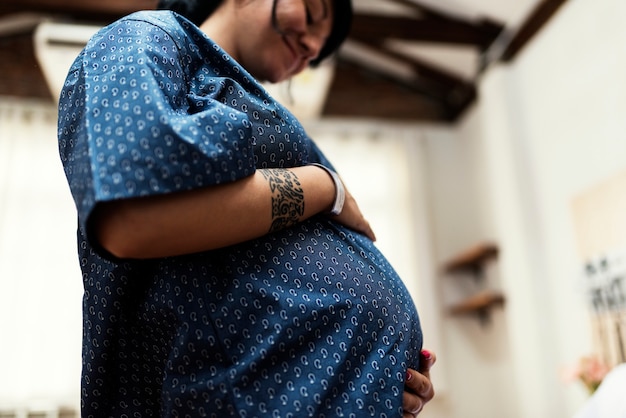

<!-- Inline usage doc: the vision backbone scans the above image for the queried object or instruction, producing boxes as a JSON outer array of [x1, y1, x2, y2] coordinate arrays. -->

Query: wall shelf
[[443, 242, 499, 276], [448, 290, 505, 316], [442, 242, 504, 323]]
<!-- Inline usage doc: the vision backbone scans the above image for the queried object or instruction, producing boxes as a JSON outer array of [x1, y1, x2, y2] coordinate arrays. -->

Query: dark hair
[[157, 0, 352, 65], [157, 0, 221, 25], [312, 0, 352, 66]]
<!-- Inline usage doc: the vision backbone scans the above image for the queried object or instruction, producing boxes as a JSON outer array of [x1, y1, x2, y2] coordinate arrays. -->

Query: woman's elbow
[[90, 201, 147, 259]]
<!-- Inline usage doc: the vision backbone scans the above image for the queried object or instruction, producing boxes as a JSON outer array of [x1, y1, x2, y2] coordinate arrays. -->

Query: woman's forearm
[[91, 166, 335, 259]]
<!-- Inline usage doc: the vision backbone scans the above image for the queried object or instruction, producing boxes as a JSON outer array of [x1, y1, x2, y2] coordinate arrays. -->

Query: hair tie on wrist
[[310, 163, 345, 216]]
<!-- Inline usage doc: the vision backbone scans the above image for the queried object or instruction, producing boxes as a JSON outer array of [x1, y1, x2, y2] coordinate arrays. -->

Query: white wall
[[420, 0, 626, 417]]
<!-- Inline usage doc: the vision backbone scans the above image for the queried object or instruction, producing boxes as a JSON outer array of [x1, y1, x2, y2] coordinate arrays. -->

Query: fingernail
[[421, 349, 432, 360], [406, 370, 413, 381]]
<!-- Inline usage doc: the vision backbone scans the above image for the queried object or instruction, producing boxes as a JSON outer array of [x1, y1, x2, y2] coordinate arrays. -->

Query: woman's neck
[[198, 2, 240, 62]]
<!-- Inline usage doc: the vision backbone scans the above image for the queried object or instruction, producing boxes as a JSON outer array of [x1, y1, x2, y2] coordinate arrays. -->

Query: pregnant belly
[[165, 218, 423, 415]]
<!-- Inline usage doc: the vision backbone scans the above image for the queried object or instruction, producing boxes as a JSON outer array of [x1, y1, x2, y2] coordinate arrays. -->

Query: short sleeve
[[58, 15, 256, 236]]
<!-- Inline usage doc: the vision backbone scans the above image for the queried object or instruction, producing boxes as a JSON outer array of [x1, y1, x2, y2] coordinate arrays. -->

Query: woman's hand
[[403, 350, 436, 417], [332, 185, 376, 241]]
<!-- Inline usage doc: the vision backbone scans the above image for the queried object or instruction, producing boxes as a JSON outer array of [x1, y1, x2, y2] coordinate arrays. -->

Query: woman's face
[[232, 0, 334, 83]]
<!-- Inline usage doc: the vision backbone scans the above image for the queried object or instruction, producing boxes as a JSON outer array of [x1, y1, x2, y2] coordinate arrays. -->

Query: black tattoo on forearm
[[260, 169, 305, 232]]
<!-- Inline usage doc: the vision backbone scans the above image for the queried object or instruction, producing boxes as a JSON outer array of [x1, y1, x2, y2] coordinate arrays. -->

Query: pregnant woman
[[57, 0, 434, 416]]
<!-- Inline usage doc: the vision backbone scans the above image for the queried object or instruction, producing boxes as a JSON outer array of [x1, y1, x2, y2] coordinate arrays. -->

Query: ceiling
[[0, 0, 569, 123]]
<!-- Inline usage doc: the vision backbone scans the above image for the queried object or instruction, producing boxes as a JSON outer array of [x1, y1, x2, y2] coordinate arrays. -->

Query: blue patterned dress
[[58, 11, 422, 418]]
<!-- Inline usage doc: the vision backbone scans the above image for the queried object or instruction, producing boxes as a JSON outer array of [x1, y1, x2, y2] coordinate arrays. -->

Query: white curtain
[[0, 98, 82, 411]]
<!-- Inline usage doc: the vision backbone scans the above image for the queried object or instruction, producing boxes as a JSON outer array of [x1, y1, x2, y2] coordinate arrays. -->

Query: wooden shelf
[[442, 242, 503, 323], [443, 242, 498, 274], [449, 290, 505, 316]]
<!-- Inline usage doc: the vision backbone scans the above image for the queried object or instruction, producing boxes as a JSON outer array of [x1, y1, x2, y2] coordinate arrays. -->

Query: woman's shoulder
[[86, 10, 205, 48], [119, 10, 190, 28], [109, 10, 201, 40], [82, 10, 219, 69]]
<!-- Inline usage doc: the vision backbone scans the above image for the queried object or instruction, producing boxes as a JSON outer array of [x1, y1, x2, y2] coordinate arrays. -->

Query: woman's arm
[[92, 165, 374, 259]]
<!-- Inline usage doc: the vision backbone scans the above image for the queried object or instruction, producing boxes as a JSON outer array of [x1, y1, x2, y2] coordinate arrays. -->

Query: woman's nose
[[298, 33, 324, 61]]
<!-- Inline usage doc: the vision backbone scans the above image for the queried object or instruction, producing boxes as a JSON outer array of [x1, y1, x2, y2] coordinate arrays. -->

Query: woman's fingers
[[403, 350, 437, 416], [333, 188, 377, 241]]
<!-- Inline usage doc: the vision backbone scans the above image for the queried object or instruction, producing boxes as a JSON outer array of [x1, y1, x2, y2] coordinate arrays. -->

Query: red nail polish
[[421, 349, 432, 360], [406, 370, 413, 381]]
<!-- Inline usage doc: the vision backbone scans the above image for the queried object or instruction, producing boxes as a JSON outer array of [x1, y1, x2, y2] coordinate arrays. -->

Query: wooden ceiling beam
[[500, 0, 569, 61], [0, 0, 565, 123], [338, 41, 476, 121], [0, 0, 156, 21], [349, 37, 475, 92], [0, 0, 156, 14], [379, 45, 477, 110], [323, 59, 448, 121], [351, 12, 503, 51], [389, 0, 503, 48]]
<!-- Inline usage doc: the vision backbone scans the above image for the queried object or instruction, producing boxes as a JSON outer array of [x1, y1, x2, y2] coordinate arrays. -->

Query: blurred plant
[[562, 355, 611, 394]]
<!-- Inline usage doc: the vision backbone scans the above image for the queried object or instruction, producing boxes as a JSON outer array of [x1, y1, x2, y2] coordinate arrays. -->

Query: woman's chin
[[263, 62, 302, 84], [252, 67, 283, 84], [263, 72, 290, 85]]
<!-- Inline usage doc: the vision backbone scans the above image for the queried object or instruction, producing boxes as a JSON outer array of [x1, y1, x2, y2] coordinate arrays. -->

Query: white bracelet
[[310, 163, 345, 216]]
